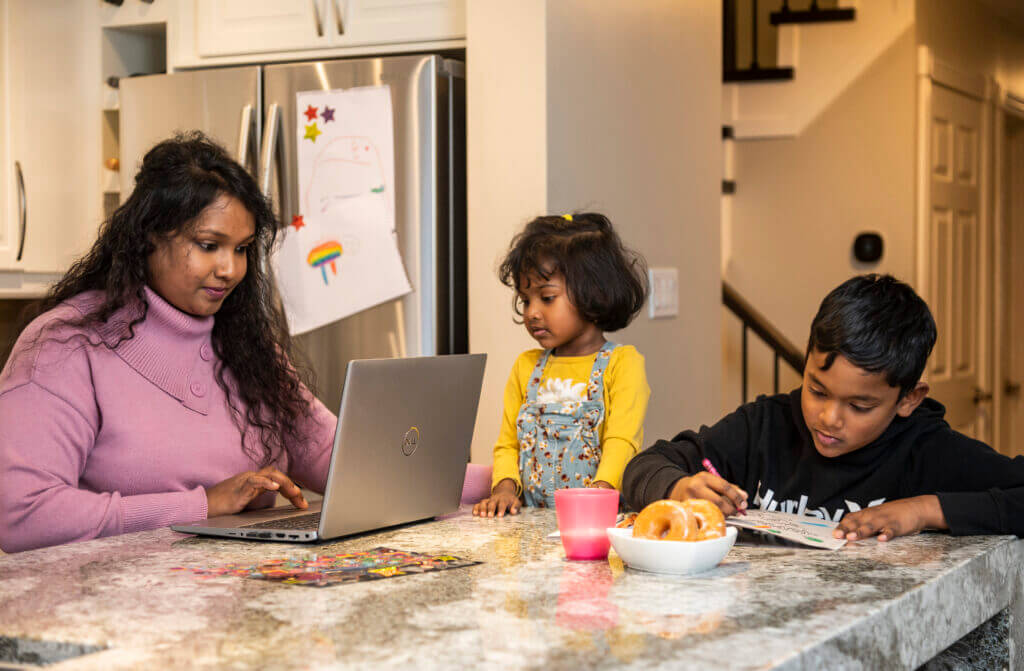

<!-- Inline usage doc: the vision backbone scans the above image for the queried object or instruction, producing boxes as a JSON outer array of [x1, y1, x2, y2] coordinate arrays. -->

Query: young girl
[[473, 213, 650, 517]]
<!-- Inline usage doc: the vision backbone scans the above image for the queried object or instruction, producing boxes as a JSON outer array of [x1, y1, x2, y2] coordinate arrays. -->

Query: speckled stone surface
[[0, 509, 1021, 670], [919, 609, 1009, 670]]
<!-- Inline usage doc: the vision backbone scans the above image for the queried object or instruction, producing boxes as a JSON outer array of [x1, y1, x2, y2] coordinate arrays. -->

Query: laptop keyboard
[[241, 512, 321, 530]]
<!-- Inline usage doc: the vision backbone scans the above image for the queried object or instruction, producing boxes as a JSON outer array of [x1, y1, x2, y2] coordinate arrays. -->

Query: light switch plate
[[648, 267, 678, 319]]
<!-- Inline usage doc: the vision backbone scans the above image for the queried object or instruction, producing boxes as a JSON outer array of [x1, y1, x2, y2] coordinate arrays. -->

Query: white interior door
[[924, 83, 989, 439], [1001, 117, 1024, 455]]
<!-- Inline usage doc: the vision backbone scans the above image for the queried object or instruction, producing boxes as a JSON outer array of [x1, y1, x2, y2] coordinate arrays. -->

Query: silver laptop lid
[[317, 353, 486, 538]]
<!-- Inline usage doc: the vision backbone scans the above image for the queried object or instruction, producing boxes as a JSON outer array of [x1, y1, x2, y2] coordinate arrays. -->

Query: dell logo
[[401, 426, 419, 456]]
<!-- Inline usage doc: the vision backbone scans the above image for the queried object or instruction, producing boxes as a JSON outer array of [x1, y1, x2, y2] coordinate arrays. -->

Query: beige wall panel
[[467, 0, 723, 462], [545, 0, 722, 445], [465, 1, 549, 464]]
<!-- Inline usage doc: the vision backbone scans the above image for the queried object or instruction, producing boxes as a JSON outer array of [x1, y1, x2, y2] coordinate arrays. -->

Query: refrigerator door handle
[[14, 160, 26, 262], [259, 103, 281, 199], [236, 103, 253, 171]]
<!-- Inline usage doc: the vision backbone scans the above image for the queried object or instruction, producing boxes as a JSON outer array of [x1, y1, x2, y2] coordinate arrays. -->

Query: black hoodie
[[622, 389, 1024, 536]]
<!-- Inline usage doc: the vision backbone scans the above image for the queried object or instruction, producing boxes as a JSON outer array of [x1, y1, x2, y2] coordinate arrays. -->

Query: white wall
[[723, 0, 915, 138], [722, 0, 1024, 416], [466, 1, 722, 462], [465, 1, 549, 464], [724, 27, 918, 411]]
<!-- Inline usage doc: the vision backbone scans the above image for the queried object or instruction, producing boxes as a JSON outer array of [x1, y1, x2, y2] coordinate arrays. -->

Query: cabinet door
[[4, 0, 100, 274], [0, 0, 14, 269], [335, 0, 465, 46], [196, 0, 333, 57]]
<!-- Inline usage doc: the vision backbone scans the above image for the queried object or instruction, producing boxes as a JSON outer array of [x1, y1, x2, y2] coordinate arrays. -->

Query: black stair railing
[[722, 281, 804, 403], [724, 0, 853, 83], [771, 0, 855, 25], [723, 0, 794, 82]]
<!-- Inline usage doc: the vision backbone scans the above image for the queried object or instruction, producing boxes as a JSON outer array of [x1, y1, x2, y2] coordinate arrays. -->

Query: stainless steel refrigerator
[[119, 55, 467, 412]]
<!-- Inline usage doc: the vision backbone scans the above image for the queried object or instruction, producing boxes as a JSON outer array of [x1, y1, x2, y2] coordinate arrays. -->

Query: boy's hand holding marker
[[833, 494, 947, 542], [668, 470, 748, 517]]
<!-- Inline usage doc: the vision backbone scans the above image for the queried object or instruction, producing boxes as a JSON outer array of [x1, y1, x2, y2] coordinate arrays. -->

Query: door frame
[[914, 46, 996, 442], [992, 89, 1024, 454]]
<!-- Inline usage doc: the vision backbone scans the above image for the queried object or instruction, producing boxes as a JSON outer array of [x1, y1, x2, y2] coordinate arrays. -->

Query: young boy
[[622, 274, 1024, 541]]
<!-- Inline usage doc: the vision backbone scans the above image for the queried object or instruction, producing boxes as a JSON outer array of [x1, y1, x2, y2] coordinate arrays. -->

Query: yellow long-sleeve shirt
[[491, 345, 650, 493]]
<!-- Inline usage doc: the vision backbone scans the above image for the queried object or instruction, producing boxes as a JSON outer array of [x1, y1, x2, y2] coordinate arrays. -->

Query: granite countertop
[[0, 508, 1021, 670]]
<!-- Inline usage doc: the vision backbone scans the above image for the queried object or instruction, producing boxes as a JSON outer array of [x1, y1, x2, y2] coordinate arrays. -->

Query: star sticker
[[303, 123, 321, 142], [303, 105, 318, 121], [321, 105, 335, 123], [290, 214, 305, 231]]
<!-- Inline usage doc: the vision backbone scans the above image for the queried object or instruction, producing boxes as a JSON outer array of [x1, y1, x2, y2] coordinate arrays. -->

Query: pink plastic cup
[[554, 488, 620, 560]]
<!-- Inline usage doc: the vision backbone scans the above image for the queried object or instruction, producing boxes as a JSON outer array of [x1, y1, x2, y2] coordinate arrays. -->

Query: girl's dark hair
[[12, 131, 313, 466], [807, 274, 937, 397], [498, 213, 648, 332]]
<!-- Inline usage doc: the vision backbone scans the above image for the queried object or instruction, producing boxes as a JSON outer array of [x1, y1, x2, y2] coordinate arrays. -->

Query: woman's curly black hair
[[499, 213, 648, 332], [11, 131, 314, 467]]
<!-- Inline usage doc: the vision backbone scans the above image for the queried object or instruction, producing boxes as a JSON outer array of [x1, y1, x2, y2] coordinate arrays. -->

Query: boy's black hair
[[807, 274, 937, 397], [499, 213, 648, 332]]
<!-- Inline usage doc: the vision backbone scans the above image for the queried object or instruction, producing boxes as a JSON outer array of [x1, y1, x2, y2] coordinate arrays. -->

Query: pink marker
[[702, 458, 746, 516]]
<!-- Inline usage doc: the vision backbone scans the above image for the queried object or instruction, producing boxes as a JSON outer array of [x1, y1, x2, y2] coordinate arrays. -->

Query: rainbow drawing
[[307, 240, 343, 285]]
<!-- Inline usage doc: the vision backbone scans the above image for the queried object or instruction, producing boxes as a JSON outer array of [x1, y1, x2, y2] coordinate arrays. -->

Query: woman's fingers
[[245, 475, 280, 494], [257, 467, 307, 509]]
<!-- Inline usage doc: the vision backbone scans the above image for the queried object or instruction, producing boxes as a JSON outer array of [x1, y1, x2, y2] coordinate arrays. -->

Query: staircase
[[721, 0, 913, 139], [722, 281, 804, 405], [720, 1, 890, 407]]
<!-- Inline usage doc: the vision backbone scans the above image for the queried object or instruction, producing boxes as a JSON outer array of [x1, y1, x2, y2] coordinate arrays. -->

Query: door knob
[[973, 387, 994, 404]]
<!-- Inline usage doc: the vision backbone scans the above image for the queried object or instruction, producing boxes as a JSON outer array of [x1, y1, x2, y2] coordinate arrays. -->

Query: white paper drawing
[[727, 509, 846, 550], [274, 85, 411, 335]]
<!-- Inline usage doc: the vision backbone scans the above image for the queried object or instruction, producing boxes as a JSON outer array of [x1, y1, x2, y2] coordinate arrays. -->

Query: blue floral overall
[[517, 342, 618, 508]]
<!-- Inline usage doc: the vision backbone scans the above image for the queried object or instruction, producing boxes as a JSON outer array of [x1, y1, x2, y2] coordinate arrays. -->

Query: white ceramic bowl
[[606, 526, 738, 575]]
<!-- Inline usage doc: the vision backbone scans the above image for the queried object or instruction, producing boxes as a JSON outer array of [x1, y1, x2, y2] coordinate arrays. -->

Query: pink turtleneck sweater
[[0, 287, 336, 553]]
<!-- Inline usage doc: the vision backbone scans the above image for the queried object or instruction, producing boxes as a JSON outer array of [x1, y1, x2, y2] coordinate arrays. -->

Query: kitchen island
[[0, 508, 1021, 670]]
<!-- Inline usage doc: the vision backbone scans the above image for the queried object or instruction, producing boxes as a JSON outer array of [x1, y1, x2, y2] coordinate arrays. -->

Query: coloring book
[[728, 509, 847, 550]]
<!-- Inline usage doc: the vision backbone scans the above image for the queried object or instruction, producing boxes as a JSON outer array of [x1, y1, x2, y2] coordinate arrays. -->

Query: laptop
[[171, 353, 486, 542]]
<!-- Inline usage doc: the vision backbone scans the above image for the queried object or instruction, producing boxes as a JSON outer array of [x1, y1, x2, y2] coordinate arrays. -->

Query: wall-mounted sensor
[[853, 232, 883, 264]]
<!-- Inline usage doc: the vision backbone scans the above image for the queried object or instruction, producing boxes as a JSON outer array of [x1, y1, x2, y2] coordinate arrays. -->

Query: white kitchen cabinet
[[196, 0, 334, 57], [1, 0, 102, 276], [0, 1, 13, 270], [193, 0, 464, 59], [337, 0, 465, 47]]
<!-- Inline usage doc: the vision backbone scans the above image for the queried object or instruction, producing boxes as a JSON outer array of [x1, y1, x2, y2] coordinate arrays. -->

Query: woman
[[0, 132, 335, 553]]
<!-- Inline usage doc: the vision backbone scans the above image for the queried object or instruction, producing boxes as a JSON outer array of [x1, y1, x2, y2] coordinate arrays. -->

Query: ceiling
[[971, 0, 1024, 32]]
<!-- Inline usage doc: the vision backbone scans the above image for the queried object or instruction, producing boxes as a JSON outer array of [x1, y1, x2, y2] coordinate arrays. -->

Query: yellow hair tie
[[561, 214, 573, 221]]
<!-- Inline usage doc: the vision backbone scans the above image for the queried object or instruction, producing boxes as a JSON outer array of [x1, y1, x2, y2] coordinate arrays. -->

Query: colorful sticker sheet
[[171, 547, 480, 587]]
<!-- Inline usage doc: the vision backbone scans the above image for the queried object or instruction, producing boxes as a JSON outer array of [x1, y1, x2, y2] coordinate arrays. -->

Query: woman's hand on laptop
[[205, 466, 309, 518]]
